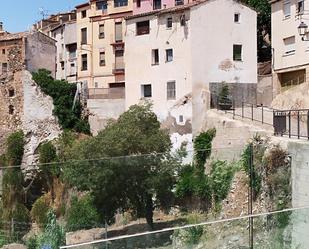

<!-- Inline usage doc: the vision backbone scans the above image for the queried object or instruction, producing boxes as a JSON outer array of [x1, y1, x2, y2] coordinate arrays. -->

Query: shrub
[[209, 160, 234, 203], [6, 131, 25, 166], [194, 128, 216, 167], [66, 195, 100, 232], [38, 142, 60, 176], [32, 69, 90, 134], [31, 194, 52, 228]]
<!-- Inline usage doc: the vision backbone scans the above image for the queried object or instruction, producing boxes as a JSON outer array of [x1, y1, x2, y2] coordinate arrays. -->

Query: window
[[167, 17, 172, 28], [297, 0, 304, 14], [141, 84, 152, 98], [61, 61, 65, 70], [115, 22, 123, 42], [179, 115, 184, 122], [167, 81, 176, 100], [166, 49, 173, 62], [2, 63, 7, 73], [152, 49, 159, 65], [8, 88, 15, 97], [153, 0, 161, 10], [81, 10, 87, 18], [2, 49, 5, 54], [233, 44, 242, 61], [180, 14, 186, 26], [283, 36, 295, 55], [136, 21, 150, 35], [175, 0, 184, 5], [283, 0, 291, 17], [81, 54, 88, 71], [99, 24, 105, 39], [9, 105, 14, 115], [100, 51, 106, 66], [137, 0, 141, 7], [81, 28, 87, 45], [96, 1, 107, 11], [234, 13, 240, 23], [95, 82, 99, 88], [114, 0, 128, 7]]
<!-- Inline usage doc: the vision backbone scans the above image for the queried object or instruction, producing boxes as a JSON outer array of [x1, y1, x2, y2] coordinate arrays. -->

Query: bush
[[32, 69, 90, 134], [31, 194, 52, 228], [66, 195, 100, 232], [6, 131, 25, 166], [194, 128, 216, 167], [210, 160, 234, 203]]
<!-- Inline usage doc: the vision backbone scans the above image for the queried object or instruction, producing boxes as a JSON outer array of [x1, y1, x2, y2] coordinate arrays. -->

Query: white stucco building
[[51, 22, 78, 83], [270, 0, 309, 95], [124, 0, 257, 149]]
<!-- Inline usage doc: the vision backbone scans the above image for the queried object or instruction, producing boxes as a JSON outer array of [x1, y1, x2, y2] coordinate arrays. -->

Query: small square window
[[233, 44, 242, 61], [234, 13, 240, 23], [136, 21, 150, 35], [2, 49, 5, 54], [141, 84, 152, 98], [81, 10, 87, 18], [166, 49, 173, 62], [167, 17, 172, 28]]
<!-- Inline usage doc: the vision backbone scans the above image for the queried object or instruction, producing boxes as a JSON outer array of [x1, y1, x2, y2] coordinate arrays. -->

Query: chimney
[[0, 22, 3, 32]]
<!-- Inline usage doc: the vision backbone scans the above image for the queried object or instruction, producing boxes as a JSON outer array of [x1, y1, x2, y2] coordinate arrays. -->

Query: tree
[[243, 0, 271, 62], [63, 103, 176, 229]]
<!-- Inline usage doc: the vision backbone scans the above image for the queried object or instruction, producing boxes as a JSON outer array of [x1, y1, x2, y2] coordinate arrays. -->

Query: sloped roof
[[0, 31, 29, 42]]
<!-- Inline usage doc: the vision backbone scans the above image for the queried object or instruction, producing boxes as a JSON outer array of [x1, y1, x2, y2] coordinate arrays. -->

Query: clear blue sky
[[0, 0, 85, 32]]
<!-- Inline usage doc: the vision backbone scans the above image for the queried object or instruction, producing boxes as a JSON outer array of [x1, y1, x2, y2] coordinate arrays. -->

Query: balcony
[[87, 87, 125, 99], [113, 62, 125, 75]]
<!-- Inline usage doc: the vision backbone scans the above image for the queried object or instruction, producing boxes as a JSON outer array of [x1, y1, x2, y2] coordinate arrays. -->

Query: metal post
[[307, 111, 309, 140], [233, 100, 235, 119], [242, 102, 244, 118], [251, 104, 254, 121], [297, 111, 300, 139], [289, 111, 291, 138], [261, 104, 264, 124], [248, 144, 254, 249]]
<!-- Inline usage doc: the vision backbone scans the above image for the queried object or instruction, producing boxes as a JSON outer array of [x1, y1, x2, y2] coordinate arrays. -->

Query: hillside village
[[1, 0, 309, 248]]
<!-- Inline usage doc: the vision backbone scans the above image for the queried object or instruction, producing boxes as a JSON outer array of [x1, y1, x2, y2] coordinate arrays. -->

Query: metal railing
[[87, 87, 125, 100], [211, 95, 309, 140]]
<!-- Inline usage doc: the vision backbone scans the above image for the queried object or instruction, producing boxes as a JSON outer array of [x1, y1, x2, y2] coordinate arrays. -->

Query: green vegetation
[[29, 211, 65, 249], [66, 195, 100, 232], [30, 194, 52, 229], [62, 103, 175, 229], [32, 69, 90, 134]]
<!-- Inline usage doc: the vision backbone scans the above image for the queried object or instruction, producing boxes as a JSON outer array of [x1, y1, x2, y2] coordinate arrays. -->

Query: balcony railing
[[113, 62, 125, 74], [87, 87, 125, 99]]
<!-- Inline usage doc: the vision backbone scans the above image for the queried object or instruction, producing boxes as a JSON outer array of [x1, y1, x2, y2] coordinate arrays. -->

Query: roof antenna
[[39, 7, 49, 20]]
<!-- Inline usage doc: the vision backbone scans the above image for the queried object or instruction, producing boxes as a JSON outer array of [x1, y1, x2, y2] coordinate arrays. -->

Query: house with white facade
[[51, 21, 78, 83], [125, 0, 257, 149], [270, 0, 309, 95]]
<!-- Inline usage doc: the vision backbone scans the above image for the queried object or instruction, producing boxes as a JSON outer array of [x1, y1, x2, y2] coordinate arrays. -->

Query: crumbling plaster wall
[[22, 70, 62, 170]]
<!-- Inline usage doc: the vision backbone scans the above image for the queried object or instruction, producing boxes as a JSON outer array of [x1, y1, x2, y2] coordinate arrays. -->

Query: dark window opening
[[166, 49, 173, 62], [298, 0, 304, 13], [180, 14, 186, 26], [167, 17, 173, 28], [8, 88, 15, 97], [97, 1, 108, 11], [142, 84, 152, 98], [99, 24, 105, 39], [153, 0, 161, 10], [81, 28, 87, 45], [175, 0, 184, 5], [114, 0, 128, 7], [136, 21, 150, 35], [2, 63, 8, 73], [234, 13, 240, 23], [137, 0, 141, 7], [233, 44, 242, 61], [167, 81, 176, 100], [81, 10, 87, 18], [9, 105, 14, 115], [81, 54, 88, 71], [2, 49, 5, 54], [100, 52, 106, 66], [152, 49, 159, 65]]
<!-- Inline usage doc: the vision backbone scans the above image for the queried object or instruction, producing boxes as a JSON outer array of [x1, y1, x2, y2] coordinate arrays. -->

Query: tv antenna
[[39, 7, 49, 20]]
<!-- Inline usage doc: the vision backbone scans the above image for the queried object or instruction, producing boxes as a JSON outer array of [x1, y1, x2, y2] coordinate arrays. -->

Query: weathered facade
[[0, 28, 58, 160], [124, 0, 257, 148]]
